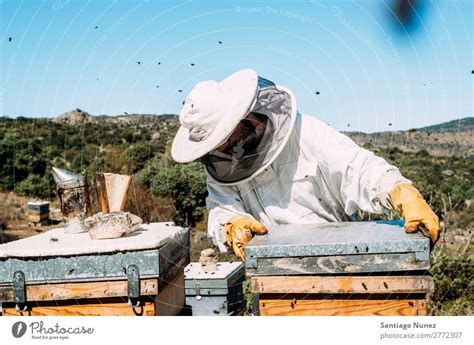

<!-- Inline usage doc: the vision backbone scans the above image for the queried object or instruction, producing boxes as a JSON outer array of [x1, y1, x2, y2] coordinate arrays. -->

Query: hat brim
[[171, 69, 258, 163]]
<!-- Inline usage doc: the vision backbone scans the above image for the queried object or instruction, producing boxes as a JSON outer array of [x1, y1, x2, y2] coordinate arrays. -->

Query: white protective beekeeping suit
[[171, 69, 411, 253], [204, 80, 411, 253]]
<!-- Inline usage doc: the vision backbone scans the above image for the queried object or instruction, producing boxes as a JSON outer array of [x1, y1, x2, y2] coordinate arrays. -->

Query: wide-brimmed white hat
[[171, 69, 258, 163]]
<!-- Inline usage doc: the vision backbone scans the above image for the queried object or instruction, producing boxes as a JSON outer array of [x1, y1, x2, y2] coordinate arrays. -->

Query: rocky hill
[[54, 108, 94, 125], [53, 108, 178, 126]]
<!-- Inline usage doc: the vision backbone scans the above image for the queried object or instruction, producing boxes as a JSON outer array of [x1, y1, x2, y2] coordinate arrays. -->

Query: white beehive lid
[[27, 200, 50, 206], [0, 222, 183, 258], [184, 262, 243, 280]]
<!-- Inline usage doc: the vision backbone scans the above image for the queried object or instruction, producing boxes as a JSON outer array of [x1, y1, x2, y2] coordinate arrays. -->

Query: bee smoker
[[51, 167, 93, 234]]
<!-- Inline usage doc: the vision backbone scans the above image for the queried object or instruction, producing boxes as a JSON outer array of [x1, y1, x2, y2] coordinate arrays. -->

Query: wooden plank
[[2, 298, 156, 316], [28, 213, 49, 222], [251, 275, 434, 294], [246, 252, 429, 276], [259, 298, 427, 316], [155, 271, 185, 316], [0, 278, 158, 302], [2, 272, 186, 316]]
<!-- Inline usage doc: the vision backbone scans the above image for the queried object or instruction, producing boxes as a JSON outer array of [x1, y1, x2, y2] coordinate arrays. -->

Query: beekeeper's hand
[[225, 216, 268, 261], [389, 183, 440, 244]]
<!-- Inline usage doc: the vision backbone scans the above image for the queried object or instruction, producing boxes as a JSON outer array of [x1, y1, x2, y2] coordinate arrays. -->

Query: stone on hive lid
[[84, 211, 142, 240], [199, 248, 218, 273]]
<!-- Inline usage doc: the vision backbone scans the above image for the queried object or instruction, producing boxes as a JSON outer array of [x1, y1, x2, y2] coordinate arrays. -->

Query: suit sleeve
[[305, 117, 411, 215], [206, 176, 256, 253]]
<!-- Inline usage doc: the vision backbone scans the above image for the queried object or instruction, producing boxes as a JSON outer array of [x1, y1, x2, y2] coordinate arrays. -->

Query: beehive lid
[[0, 222, 180, 258], [185, 262, 244, 291], [27, 200, 50, 207], [0, 222, 189, 284], [245, 221, 431, 275], [26, 200, 50, 213]]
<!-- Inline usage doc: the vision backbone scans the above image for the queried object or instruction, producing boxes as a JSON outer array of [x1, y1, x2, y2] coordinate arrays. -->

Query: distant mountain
[[416, 117, 474, 133], [53, 108, 178, 126], [346, 117, 474, 157]]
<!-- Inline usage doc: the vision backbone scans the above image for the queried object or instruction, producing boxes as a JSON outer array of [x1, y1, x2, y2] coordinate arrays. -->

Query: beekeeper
[[171, 69, 440, 260]]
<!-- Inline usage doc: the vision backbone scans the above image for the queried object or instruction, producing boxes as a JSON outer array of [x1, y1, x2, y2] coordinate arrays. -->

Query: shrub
[[15, 173, 55, 198], [150, 162, 208, 226], [429, 245, 473, 315]]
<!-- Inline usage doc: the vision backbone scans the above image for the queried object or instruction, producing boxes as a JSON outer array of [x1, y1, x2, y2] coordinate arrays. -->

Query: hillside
[[51, 111, 474, 157], [1, 109, 471, 217], [417, 117, 474, 132], [345, 117, 474, 158]]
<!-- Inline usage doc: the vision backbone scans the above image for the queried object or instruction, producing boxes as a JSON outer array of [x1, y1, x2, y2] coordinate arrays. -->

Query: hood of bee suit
[[200, 77, 297, 185]]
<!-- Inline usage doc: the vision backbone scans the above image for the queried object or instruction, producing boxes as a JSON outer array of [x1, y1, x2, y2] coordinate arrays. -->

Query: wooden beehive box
[[0, 222, 189, 316], [26, 200, 50, 225], [184, 262, 245, 316], [246, 221, 434, 316]]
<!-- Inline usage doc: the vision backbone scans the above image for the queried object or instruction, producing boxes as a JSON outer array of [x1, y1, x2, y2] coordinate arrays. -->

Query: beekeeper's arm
[[206, 177, 267, 257], [305, 117, 439, 243]]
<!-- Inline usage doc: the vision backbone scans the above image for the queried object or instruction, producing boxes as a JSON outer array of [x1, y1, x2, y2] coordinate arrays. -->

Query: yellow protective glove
[[225, 215, 268, 261], [389, 183, 440, 244]]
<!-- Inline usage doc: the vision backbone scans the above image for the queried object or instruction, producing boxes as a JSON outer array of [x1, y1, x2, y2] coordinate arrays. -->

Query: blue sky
[[0, 0, 472, 132]]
